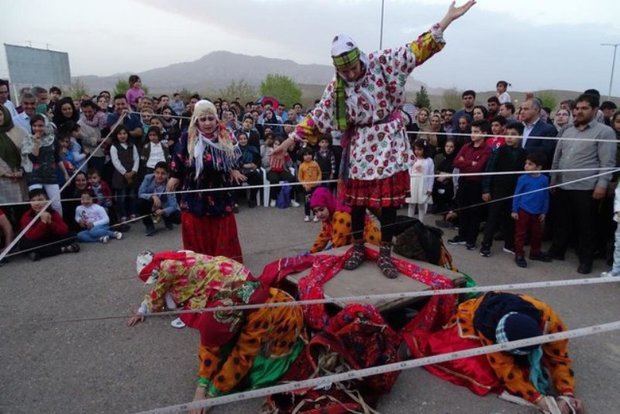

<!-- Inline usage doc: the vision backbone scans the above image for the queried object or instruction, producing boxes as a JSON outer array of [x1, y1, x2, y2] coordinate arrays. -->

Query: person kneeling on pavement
[[137, 161, 180, 236]]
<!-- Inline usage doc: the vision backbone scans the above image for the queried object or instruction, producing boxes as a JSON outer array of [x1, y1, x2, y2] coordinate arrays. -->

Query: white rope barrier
[[134, 319, 620, 413], [14, 276, 620, 327]]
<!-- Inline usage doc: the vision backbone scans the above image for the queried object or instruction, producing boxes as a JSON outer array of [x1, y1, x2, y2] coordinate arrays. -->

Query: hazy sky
[[2, 0, 619, 96]]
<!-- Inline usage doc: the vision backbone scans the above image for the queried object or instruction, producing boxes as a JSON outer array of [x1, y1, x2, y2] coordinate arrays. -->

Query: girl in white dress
[[408, 139, 434, 223]]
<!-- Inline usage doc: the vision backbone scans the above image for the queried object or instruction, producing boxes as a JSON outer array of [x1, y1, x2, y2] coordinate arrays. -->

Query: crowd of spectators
[[1, 76, 619, 275]]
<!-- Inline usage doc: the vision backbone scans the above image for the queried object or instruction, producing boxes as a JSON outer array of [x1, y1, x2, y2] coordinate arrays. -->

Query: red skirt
[[181, 212, 243, 263], [344, 170, 409, 208]]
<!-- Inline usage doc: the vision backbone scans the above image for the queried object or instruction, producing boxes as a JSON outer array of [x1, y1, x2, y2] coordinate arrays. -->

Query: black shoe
[[480, 246, 491, 257], [248, 199, 257, 208], [466, 243, 476, 250], [145, 226, 156, 236], [577, 263, 592, 274], [530, 253, 552, 262], [515, 256, 527, 268], [448, 236, 466, 245], [28, 251, 41, 262]]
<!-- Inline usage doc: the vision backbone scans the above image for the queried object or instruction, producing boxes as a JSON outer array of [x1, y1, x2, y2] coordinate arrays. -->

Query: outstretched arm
[[438, 1, 476, 32]]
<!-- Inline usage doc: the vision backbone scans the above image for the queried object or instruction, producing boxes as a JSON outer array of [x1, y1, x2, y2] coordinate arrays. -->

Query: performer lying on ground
[[402, 291, 584, 414], [275, 0, 476, 279], [127, 250, 304, 413]]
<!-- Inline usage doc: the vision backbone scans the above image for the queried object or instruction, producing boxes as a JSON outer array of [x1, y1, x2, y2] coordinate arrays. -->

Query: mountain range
[[72, 50, 428, 96]]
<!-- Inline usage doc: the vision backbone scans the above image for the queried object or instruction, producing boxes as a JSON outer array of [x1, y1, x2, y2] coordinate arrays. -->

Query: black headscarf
[[53, 97, 79, 132]]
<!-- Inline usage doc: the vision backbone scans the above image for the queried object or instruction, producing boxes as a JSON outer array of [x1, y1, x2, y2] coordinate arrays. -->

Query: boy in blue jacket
[[138, 162, 181, 236], [511, 152, 551, 268]]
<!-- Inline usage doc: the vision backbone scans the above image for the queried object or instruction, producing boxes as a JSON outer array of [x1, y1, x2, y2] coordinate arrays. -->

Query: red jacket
[[20, 209, 69, 241], [453, 142, 491, 181]]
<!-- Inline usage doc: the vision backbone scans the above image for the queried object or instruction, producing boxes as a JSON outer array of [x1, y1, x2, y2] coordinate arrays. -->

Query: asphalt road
[[1, 204, 618, 414]]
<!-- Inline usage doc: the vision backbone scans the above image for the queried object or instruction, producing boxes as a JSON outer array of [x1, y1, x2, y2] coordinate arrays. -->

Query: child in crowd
[[137, 161, 181, 236], [480, 122, 527, 257], [109, 125, 139, 222], [309, 187, 381, 253], [511, 152, 551, 268], [87, 168, 113, 210], [486, 115, 507, 150], [140, 108, 155, 138], [264, 137, 299, 208], [449, 119, 492, 249], [19, 188, 79, 261], [75, 191, 123, 243], [407, 139, 434, 223], [496, 80, 511, 103], [126, 74, 145, 110], [57, 133, 86, 176], [0, 209, 14, 264], [148, 116, 170, 148], [432, 139, 457, 214], [237, 132, 263, 208], [314, 135, 336, 189], [601, 182, 620, 277], [139, 126, 170, 177], [298, 147, 322, 222]]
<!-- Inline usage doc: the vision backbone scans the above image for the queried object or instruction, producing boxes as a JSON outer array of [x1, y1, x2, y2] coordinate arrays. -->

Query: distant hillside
[[72, 50, 428, 96]]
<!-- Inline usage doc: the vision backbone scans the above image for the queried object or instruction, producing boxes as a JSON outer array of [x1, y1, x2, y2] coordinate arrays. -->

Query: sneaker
[[290, 200, 301, 208], [502, 246, 515, 255], [600, 271, 620, 277], [448, 236, 466, 245], [100, 235, 109, 244], [515, 256, 527, 268], [529, 253, 551, 262], [313, 216, 320, 222], [145, 226, 156, 237], [113, 231, 123, 240], [130, 214, 137, 220], [466, 243, 476, 250], [304, 215, 310, 222], [269, 200, 276, 207], [480, 246, 491, 257]]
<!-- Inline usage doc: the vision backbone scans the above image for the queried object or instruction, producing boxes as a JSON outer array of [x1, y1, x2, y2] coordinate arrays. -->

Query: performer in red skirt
[[276, 1, 476, 278], [167, 100, 246, 262]]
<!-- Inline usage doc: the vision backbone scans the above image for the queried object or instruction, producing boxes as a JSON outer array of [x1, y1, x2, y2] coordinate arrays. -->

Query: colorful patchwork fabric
[[309, 211, 381, 253]]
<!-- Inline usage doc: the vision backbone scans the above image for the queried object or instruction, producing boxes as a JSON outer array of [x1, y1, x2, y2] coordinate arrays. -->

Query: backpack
[[276, 183, 292, 209]]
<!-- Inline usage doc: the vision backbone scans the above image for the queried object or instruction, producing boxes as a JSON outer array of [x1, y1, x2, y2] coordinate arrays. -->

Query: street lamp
[[601, 43, 619, 100]]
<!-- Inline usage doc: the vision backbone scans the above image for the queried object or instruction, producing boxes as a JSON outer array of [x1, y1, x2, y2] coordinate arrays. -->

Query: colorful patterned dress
[[170, 127, 243, 261], [293, 27, 446, 208]]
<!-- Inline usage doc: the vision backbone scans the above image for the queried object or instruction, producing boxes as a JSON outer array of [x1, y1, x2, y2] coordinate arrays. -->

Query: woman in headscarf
[[309, 186, 381, 253], [275, 1, 476, 279], [127, 250, 305, 412], [0, 104, 27, 207], [401, 291, 584, 413], [167, 100, 246, 261], [53, 96, 80, 134]]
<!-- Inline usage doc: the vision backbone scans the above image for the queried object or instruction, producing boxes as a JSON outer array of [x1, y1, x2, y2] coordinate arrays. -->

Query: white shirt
[[497, 92, 511, 104], [75, 203, 110, 227], [146, 142, 166, 169], [12, 112, 31, 134], [2, 100, 18, 117], [521, 117, 540, 148]]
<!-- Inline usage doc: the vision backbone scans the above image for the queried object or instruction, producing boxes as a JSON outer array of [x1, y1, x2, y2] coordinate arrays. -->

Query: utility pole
[[601, 43, 619, 100], [379, 0, 385, 50]]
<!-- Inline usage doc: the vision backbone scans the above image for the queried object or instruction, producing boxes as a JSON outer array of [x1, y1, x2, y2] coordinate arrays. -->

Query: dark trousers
[[456, 180, 484, 244], [243, 169, 263, 200], [304, 187, 317, 216], [138, 198, 181, 228], [550, 189, 596, 265], [267, 170, 297, 200], [351, 205, 397, 243], [20, 235, 75, 258], [514, 209, 543, 257], [482, 196, 514, 249]]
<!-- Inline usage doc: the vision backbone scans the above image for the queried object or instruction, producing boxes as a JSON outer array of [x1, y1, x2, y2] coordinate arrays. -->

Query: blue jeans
[[77, 224, 115, 243], [612, 224, 620, 275]]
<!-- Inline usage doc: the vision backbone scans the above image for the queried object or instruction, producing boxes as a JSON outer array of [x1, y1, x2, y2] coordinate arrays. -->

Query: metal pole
[[379, 0, 385, 50], [601, 43, 620, 100]]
